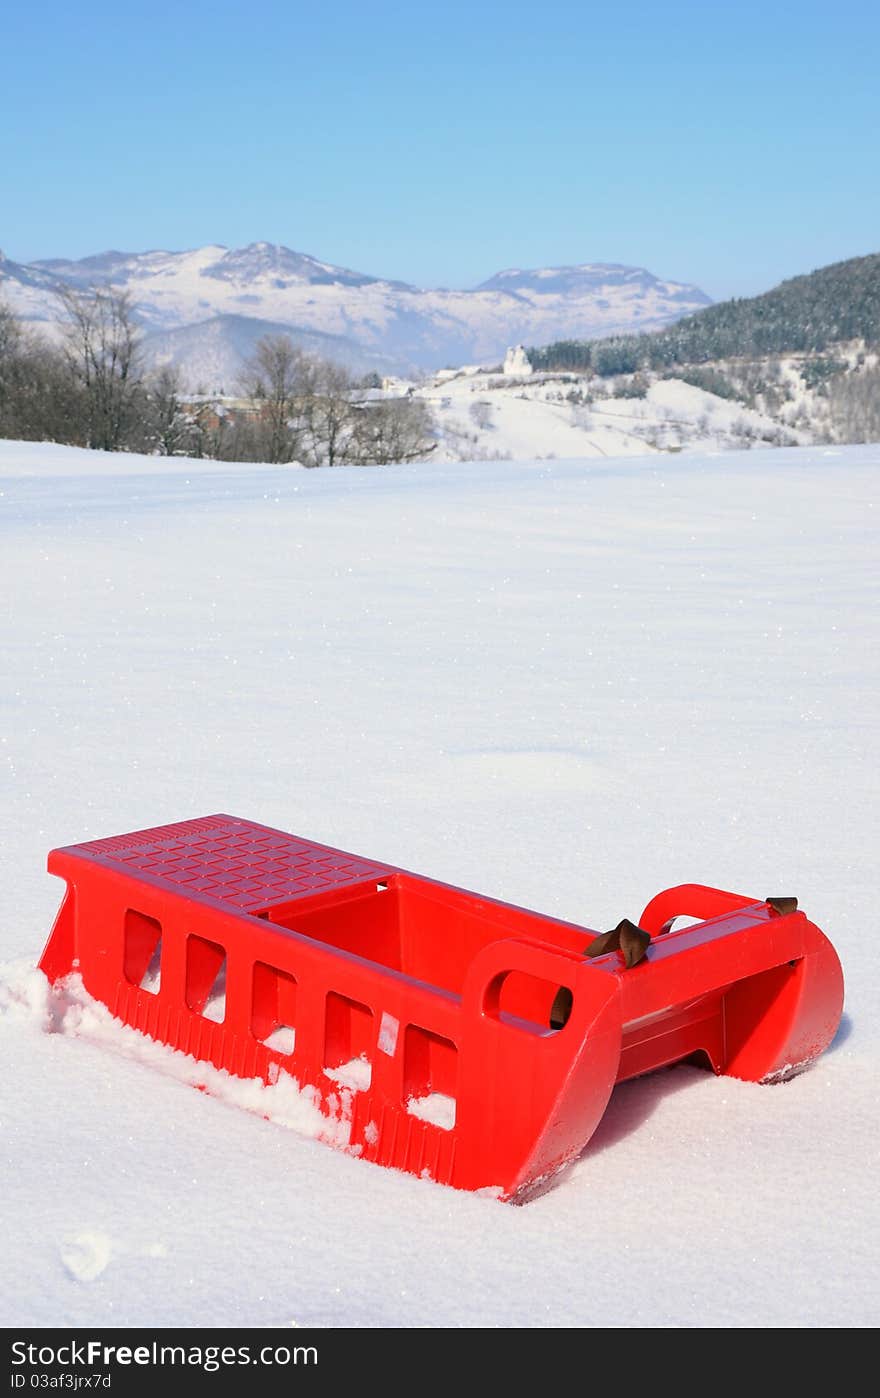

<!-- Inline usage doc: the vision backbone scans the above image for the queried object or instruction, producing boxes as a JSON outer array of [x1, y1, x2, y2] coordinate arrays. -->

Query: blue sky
[[2, 0, 878, 300]]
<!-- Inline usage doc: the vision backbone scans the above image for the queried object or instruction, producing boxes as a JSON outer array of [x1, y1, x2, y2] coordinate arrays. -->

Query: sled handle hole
[[484, 968, 571, 1035]]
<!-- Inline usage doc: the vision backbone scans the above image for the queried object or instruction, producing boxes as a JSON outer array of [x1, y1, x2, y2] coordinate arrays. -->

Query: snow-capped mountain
[[476, 262, 707, 305], [0, 241, 712, 386]]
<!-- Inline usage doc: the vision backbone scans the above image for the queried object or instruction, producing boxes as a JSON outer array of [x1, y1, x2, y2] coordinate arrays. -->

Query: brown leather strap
[[587, 917, 651, 968], [765, 896, 798, 917], [548, 918, 652, 1028]]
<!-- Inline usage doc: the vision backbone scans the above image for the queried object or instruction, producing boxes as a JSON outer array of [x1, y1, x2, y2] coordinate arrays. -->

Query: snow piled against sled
[[0, 961, 349, 1143]]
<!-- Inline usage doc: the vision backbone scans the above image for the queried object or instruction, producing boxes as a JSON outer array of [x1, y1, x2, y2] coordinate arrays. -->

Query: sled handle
[[638, 884, 763, 937]]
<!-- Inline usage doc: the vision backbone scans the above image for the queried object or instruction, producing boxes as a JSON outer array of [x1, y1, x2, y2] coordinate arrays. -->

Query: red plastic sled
[[38, 814, 844, 1201]]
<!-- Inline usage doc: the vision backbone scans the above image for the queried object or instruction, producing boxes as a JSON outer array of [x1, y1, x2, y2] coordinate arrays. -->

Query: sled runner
[[38, 814, 844, 1201]]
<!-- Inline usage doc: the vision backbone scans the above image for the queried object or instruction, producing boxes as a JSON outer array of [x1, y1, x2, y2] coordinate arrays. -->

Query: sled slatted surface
[[70, 814, 392, 911]]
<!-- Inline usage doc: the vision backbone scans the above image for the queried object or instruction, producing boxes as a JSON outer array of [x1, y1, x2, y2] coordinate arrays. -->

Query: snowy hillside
[[383, 340, 878, 460], [412, 364, 806, 460], [0, 436, 877, 1329], [0, 242, 711, 382]]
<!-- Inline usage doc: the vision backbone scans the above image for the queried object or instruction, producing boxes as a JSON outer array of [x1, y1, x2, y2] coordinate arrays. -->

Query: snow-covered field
[[1, 438, 877, 1329]]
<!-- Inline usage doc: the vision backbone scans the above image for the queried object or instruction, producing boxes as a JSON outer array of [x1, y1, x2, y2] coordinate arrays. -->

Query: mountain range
[[0, 241, 711, 388]]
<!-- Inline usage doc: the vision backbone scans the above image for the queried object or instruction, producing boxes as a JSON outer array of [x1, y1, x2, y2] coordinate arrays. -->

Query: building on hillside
[[503, 345, 533, 377]]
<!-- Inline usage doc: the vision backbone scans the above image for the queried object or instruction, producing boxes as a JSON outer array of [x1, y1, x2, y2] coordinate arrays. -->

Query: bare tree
[[56, 285, 143, 450], [4, 290, 439, 468], [0, 299, 23, 434], [0, 298, 21, 363], [351, 397, 435, 465], [304, 359, 358, 467], [238, 334, 312, 463], [144, 364, 195, 456], [0, 298, 82, 444], [826, 367, 880, 443]]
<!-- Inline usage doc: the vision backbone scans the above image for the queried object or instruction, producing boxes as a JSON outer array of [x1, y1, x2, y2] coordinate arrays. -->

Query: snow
[[407, 1093, 456, 1131], [263, 1025, 296, 1054], [415, 366, 806, 461], [324, 1056, 373, 1092], [415, 348, 880, 463], [0, 436, 878, 1329]]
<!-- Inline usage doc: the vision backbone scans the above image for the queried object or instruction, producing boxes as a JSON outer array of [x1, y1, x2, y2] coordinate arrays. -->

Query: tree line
[[0, 286, 435, 466], [527, 251, 880, 375]]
